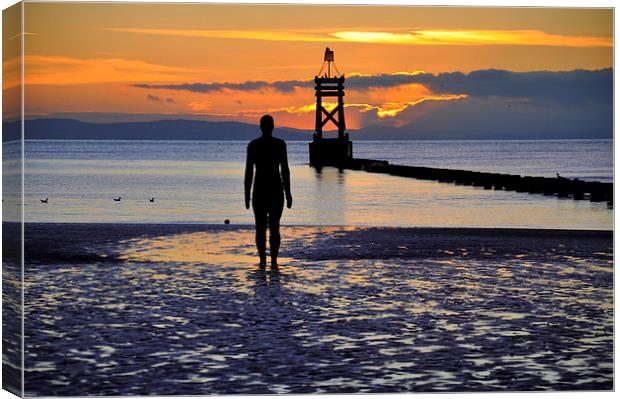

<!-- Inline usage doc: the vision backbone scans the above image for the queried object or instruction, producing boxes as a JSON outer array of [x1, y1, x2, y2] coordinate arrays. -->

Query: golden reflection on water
[[116, 227, 359, 296], [118, 226, 351, 265], [119, 230, 260, 264]]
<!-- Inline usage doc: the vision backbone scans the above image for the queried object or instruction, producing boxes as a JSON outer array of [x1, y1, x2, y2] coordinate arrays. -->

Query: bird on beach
[[40, 198, 48, 203], [113, 197, 122, 202], [149, 197, 155, 202]]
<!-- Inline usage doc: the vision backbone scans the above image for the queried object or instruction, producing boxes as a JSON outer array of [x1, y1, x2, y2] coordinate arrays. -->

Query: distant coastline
[[2, 118, 613, 142]]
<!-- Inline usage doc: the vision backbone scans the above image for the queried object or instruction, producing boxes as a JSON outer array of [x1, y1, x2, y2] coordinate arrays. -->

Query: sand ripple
[[21, 225, 613, 395]]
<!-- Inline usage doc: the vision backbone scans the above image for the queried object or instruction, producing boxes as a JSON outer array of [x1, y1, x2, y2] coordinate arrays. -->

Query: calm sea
[[2, 139, 613, 229]]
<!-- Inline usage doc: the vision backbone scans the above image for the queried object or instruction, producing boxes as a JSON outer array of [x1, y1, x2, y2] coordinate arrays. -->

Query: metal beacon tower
[[309, 48, 353, 166]]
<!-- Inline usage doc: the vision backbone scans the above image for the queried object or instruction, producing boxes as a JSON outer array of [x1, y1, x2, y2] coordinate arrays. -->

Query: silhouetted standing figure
[[245, 115, 293, 267]]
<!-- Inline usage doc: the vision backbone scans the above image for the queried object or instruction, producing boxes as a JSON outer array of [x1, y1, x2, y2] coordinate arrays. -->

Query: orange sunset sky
[[2, 2, 614, 133]]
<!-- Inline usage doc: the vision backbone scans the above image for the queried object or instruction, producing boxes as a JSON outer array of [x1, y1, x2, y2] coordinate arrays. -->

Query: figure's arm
[[281, 142, 292, 208], [244, 144, 253, 209]]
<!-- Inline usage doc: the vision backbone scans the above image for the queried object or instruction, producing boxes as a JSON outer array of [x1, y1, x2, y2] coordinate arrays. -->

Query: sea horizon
[[4, 137, 615, 143]]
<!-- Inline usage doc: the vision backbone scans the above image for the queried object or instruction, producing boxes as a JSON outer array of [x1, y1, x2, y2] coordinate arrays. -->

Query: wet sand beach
[[8, 223, 613, 395]]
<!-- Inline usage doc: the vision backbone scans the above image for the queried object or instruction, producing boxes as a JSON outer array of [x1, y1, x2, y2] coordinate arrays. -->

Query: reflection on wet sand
[[23, 225, 613, 395]]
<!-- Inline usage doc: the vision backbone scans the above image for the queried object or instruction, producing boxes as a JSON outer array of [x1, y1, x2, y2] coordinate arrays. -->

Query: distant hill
[[1, 118, 612, 142], [2, 118, 312, 142]]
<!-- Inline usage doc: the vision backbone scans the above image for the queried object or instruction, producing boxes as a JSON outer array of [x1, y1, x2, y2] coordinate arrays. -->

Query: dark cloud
[[350, 69, 612, 139], [412, 69, 612, 106], [134, 80, 308, 93], [135, 68, 611, 108], [357, 95, 612, 140], [270, 79, 309, 92], [344, 68, 612, 106], [133, 69, 611, 139], [146, 94, 176, 105]]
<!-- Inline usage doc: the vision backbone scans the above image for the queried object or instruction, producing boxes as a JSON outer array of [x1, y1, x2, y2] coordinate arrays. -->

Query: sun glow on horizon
[[264, 94, 469, 120]]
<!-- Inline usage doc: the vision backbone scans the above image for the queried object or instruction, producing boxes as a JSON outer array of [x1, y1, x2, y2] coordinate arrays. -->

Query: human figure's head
[[260, 115, 274, 137]]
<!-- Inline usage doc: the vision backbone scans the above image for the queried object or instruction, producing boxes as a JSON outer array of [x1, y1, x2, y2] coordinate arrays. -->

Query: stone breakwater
[[319, 158, 613, 206]]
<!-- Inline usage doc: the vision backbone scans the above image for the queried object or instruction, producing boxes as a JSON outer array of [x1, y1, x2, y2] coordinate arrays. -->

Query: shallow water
[[23, 226, 613, 395], [3, 140, 613, 229]]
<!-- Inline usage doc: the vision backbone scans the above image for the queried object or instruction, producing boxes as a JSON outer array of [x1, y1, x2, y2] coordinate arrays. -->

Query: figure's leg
[[253, 203, 267, 266], [268, 204, 284, 266]]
